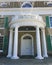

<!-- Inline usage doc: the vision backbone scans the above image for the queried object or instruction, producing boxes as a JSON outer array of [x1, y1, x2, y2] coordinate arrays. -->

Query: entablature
[[0, 7, 52, 15]]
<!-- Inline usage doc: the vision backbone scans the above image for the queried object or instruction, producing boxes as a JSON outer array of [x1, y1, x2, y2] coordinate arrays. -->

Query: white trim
[[18, 31, 36, 32], [0, 8, 52, 15], [0, 35, 4, 37], [0, 50, 3, 52], [21, 33, 34, 56], [13, 30, 40, 33], [0, 0, 52, 2], [0, 27, 4, 29]]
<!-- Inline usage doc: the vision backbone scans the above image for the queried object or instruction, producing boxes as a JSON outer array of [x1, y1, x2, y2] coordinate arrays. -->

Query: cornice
[[0, 0, 51, 2], [0, 7, 52, 15]]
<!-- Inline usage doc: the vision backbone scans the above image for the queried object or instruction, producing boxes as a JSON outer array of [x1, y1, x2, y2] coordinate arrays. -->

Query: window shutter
[[3, 17, 9, 55], [46, 35, 52, 51], [4, 17, 8, 28], [46, 16, 50, 27]]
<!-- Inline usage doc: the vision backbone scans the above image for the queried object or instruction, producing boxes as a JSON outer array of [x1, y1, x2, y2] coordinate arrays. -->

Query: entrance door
[[21, 36, 33, 55]]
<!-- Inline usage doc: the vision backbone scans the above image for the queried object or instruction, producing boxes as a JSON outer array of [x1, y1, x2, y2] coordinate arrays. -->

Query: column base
[[7, 55, 11, 58], [43, 54, 48, 58], [11, 56, 19, 59], [35, 56, 44, 59]]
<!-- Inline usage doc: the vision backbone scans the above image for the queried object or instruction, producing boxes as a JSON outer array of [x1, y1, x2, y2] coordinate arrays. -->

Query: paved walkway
[[0, 56, 52, 65]]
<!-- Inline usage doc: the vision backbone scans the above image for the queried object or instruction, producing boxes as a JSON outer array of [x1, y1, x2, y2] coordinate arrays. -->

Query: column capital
[[41, 28, 45, 30], [9, 28, 13, 31], [36, 26, 39, 31], [36, 26, 40, 28], [15, 26, 19, 29], [41, 28, 45, 32]]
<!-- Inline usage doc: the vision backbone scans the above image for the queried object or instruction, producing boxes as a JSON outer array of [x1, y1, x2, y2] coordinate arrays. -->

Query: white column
[[36, 26, 43, 59], [11, 26, 19, 59], [7, 29, 13, 58], [41, 29, 48, 57]]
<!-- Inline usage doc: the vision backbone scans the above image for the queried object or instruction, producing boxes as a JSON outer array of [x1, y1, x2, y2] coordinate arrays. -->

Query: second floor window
[[48, 4, 52, 6], [21, 2, 32, 8], [47, 2, 52, 7]]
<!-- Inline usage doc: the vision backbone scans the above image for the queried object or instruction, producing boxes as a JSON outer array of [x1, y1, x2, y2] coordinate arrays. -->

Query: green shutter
[[46, 35, 52, 51], [3, 17, 9, 55], [4, 17, 9, 29], [46, 16, 50, 27]]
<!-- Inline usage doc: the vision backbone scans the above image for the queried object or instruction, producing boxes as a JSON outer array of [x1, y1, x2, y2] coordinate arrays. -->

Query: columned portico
[[7, 15, 48, 59], [7, 26, 48, 59], [7, 29, 13, 58], [11, 26, 19, 59], [41, 29, 48, 57], [35, 26, 43, 59]]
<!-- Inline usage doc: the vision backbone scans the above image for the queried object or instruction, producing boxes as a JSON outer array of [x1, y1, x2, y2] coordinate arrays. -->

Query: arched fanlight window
[[0, 2, 10, 7], [21, 2, 32, 8], [23, 36, 31, 39], [47, 1, 52, 6]]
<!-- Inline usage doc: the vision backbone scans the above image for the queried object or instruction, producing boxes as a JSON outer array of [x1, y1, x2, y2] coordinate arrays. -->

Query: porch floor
[[0, 56, 52, 65]]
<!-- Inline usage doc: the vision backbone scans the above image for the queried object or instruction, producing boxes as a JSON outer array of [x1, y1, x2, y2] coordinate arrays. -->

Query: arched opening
[[47, 2, 52, 6], [21, 34, 34, 56], [21, 2, 32, 8]]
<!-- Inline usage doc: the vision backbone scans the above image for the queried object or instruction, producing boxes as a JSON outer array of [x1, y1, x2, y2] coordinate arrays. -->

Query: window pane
[[22, 3, 32, 7], [0, 37, 3, 50], [18, 26, 36, 31], [23, 36, 31, 39], [48, 4, 52, 6], [51, 36, 52, 46], [50, 17, 52, 27]]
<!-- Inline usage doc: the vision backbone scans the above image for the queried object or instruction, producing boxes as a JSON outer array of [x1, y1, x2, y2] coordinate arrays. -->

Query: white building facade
[[0, 1, 52, 59]]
